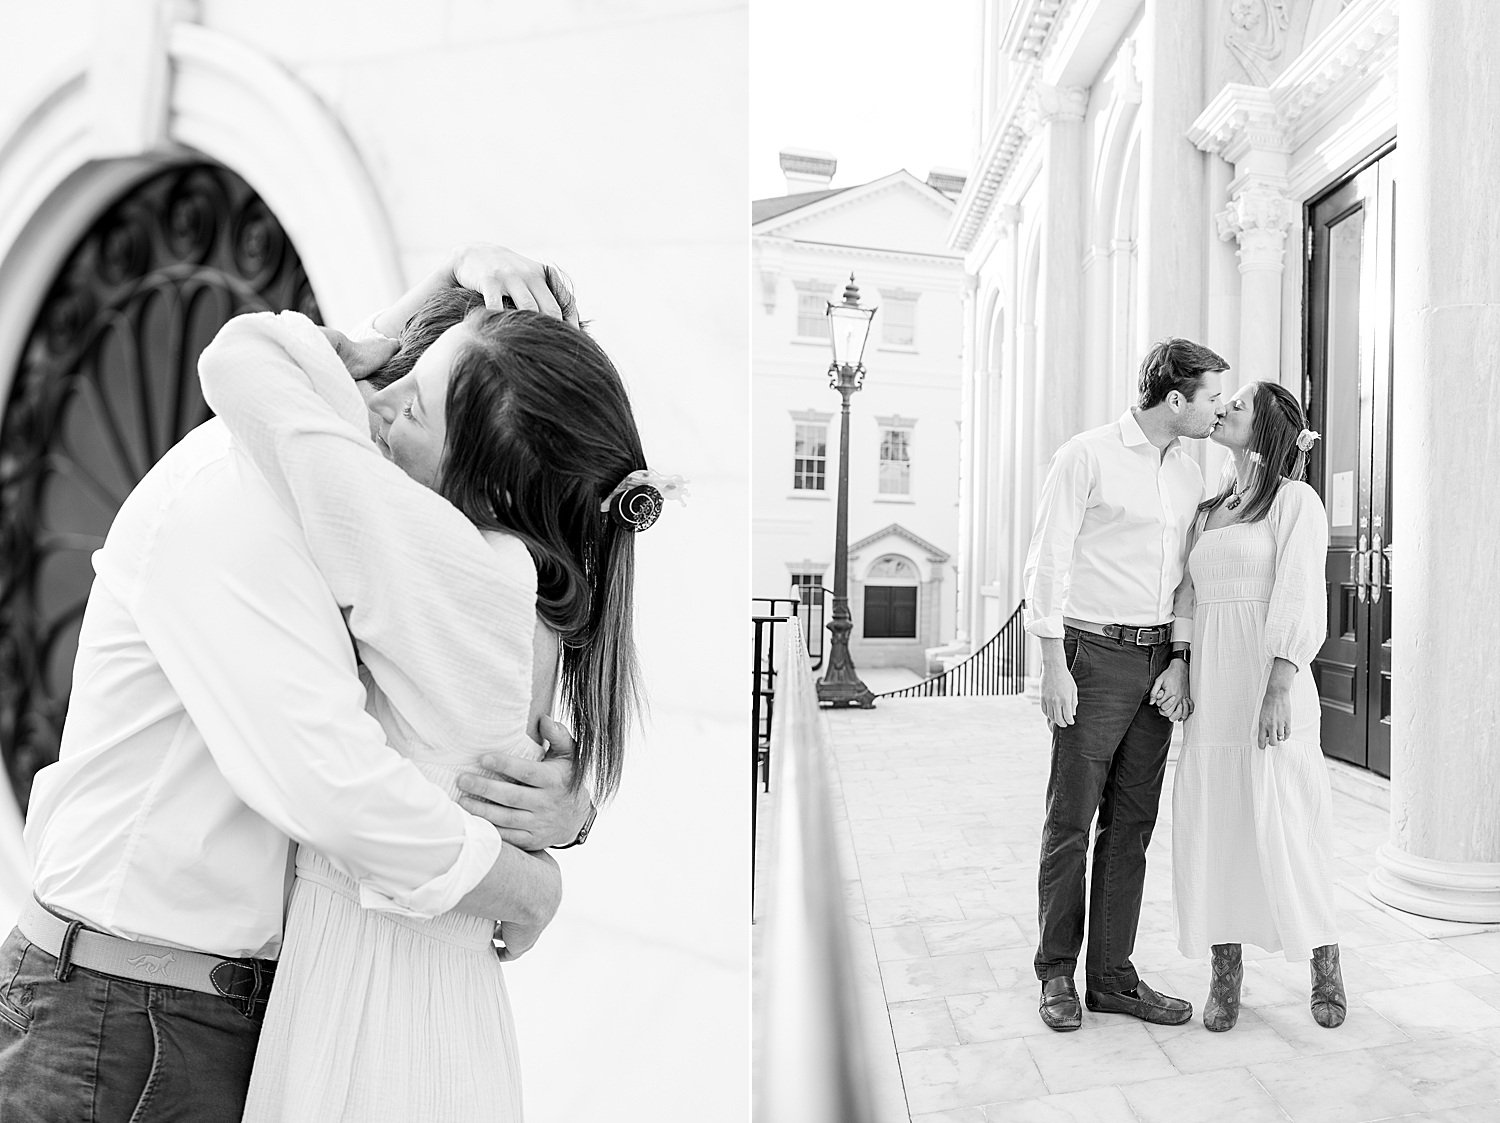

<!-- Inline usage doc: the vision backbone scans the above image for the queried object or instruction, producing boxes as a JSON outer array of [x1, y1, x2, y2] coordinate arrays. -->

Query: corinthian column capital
[[1032, 83, 1088, 125], [1217, 183, 1295, 273]]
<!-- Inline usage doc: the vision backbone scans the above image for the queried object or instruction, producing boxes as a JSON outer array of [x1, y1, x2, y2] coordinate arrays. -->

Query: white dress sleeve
[[1264, 481, 1330, 671], [197, 310, 536, 757]]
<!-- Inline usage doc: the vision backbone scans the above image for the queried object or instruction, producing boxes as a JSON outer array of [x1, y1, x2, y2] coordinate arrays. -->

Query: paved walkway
[[824, 696, 1500, 1123]]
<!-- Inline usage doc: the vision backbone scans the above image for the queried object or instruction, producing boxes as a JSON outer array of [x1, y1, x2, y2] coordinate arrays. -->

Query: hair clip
[[600, 470, 689, 533], [1296, 428, 1320, 453]]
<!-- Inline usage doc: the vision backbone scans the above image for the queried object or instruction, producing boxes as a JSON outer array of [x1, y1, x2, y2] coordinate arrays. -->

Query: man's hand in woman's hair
[[318, 327, 399, 380], [455, 716, 595, 851], [447, 244, 578, 326]]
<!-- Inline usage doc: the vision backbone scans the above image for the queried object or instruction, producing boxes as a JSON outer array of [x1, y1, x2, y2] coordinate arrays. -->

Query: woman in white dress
[[1169, 379, 1346, 1033], [195, 259, 675, 1121]]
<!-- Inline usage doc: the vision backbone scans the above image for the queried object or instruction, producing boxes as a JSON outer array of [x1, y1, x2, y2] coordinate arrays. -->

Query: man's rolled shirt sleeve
[[112, 458, 501, 920], [1023, 441, 1091, 639]]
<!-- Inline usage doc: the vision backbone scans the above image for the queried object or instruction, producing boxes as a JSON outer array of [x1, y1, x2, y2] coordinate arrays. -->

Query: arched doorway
[[0, 162, 318, 809]]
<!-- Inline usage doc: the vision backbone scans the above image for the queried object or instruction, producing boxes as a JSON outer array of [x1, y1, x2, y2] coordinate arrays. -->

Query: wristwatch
[[1170, 648, 1191, 666], [553, 804, 597, 850]]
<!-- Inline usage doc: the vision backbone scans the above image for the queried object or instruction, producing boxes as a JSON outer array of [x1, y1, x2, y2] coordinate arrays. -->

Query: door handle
[[1370, 532, 1383, 602], [1356, 534, 1369, 603]]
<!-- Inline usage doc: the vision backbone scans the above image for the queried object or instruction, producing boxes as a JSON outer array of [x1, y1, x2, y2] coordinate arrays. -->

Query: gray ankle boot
[[1311, 944, 1347, 1028], [1203, 943, 1243, 1031]]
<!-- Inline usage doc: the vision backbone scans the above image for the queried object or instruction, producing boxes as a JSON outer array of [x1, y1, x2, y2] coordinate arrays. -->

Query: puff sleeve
[[1264, 481, 1329, 671]]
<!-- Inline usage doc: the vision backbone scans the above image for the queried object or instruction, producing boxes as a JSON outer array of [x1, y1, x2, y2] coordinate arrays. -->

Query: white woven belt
[[18, 897, 240, 996]]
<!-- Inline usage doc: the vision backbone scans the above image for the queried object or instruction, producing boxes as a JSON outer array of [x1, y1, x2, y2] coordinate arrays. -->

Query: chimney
[[926, 167, 968, 198], [780, 148, 837, 195]]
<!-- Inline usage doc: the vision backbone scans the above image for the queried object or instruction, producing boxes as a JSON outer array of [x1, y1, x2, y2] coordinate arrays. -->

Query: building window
[[879, 427, 912, 494], [883, 296, 916, 346], [793, 423, 827, 490], [797, 291, 829, 338], [864, 587, 918, 638], [790, 572, 825, 605]]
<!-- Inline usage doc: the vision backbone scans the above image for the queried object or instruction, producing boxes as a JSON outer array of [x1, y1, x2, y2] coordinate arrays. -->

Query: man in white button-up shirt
[[1023, 338, 1228, 1032], [0, 249, 589, 1121]]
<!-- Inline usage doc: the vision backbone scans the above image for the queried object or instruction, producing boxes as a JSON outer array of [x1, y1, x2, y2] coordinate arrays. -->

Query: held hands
[[1151, 658, 1193, 723], [447, 244, 579, 326], [455, 716, 594, 850]]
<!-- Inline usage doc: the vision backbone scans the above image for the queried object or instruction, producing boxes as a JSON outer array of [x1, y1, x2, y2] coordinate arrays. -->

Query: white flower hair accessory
[[600, 469, 690, 533], [1296, 428, 1320, 453]]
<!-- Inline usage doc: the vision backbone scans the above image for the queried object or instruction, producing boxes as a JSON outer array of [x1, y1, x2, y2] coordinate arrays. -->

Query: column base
[[1367, 844, 1500, 923]]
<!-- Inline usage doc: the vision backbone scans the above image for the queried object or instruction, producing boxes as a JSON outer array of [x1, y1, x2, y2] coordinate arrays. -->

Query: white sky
[[749, 0, 981, 201]]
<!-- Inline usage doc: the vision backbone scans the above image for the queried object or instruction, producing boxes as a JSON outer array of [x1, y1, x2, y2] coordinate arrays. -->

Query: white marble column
[[1370, 1, 1500, 921], [1137, 0, 1206, 345], [1033, 83, 1088, 464], [1216, 180, 1293, 384], [955, 278, 979, 646]]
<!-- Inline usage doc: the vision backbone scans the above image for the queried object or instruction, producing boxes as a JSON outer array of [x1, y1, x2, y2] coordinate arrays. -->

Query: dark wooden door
[[1305, 146, 1395, 776]]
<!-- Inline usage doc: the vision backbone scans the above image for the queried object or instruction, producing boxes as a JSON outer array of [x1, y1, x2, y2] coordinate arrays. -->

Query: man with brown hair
[[1025, 338, 1229, 1031]]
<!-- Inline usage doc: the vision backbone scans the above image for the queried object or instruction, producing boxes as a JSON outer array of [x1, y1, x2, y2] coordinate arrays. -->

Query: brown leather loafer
[[1085, 978, 1193, 1026], [1039, 976, 1082, 1031]]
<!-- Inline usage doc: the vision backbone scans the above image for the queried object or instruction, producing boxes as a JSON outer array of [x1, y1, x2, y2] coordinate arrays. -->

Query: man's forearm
[[371, 254, 460, 339], [455, 840, 561, 925], [1039, 636, 1066, 671]]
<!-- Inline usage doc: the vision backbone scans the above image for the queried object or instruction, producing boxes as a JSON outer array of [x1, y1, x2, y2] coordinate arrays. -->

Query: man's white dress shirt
[[1023, 410, 1205, 641], [23, 315, 533, 961]]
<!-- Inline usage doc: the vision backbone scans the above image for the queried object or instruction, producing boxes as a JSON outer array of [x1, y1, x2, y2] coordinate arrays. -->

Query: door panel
[[1304, 145, 1396, 777]]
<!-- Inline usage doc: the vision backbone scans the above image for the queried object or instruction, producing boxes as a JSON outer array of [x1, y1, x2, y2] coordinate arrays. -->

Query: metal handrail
[[752, 609, 796, 907], [878, 599, 1028, 698], [752, 619, 874, 1123]]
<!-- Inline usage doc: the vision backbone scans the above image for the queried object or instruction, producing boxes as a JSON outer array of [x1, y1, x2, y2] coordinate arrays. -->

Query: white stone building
[[951, 0, 1500, 923], [753, 152, 967, 675], [0, 2, 748, 1119]]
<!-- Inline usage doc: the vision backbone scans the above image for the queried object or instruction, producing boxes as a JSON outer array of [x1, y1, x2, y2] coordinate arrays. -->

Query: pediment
[[753, 171, 958, 258]]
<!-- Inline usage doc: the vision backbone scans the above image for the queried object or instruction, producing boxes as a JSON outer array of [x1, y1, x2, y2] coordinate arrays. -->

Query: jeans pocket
[[0, 930, 32, 1034], [1066, 634, 1090, 679]]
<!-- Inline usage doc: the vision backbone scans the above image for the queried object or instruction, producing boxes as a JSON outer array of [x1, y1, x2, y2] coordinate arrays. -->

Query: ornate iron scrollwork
[[0, 163, 320, 810]]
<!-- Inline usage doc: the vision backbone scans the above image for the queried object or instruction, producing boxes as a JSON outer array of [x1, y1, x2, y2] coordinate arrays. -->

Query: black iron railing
[[878, 599, 1028, 698], [794, 585, 828, 671], [751, 601, 798, 903]]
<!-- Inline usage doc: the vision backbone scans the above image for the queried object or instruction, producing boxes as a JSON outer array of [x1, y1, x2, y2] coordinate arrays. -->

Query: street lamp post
[[816, 274, 877, 709]]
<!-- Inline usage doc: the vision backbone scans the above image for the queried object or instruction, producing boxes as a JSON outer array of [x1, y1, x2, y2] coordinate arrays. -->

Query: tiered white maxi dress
[[198, 311, 544, 1123], [1171, 481, 1339, 962]]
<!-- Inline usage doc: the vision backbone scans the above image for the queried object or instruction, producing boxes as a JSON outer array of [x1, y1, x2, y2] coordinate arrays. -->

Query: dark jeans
[[1035, 628, 1174, 992], [0, 927, 265, 1122]]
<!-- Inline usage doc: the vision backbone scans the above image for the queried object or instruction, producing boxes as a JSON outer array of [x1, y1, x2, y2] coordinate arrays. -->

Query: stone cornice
[[1189, 0, 1397, 163], [753, 234, 965, 271], [848, 522, 951, 563], [948, 72, 1039, 253], [1003, 0, 1079, 65]]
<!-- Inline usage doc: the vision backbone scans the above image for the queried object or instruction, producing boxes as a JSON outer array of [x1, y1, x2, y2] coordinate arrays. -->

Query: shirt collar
[[1120, 409, 1183, 456]]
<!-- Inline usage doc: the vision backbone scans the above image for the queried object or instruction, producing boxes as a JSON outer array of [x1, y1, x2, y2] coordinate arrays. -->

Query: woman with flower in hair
[[194, 249, 684, 1121], [1166, 379, 1345, 1034]]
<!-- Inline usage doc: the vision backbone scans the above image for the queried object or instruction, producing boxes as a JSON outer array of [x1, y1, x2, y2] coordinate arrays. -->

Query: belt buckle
[[1134, 627, 1154, 646]]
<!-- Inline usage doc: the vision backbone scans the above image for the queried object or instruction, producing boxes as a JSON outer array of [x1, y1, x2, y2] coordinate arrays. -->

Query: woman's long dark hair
[[1198, 380, 1311, 525], [381, 288, 643, 803]]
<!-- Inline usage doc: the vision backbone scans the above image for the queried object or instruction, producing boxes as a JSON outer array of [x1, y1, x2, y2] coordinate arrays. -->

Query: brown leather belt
[[1064, 617, 1173, 646]]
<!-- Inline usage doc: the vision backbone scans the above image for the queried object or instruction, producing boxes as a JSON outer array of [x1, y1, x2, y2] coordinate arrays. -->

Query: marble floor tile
[[890, 997, 962, 1051], [981, 1086, 1140, 1123], [868, 894, 967, 927], [1362, 981, 1500, 1035], [983, 949, 1036, 992], [873, 923, 930, 962], [1442, 931, 1500, 974], [1249, 1049, 1428, 1122], [910, 1108, 987, 1123], [1120, 1066, 1293, 1123], [1022, 1019, 1177, 1095], [1369, 1036, 1500, 1111], [906, 868, 1001, 898], [1352, 940, 1490, 987], [1253, 996, 1412, 1057], [899, 1038, 1049, 1115], [864, 871, 919, 900], [1144, 1005, 1300, 1073], [922, 916, 1031, 957], [948, 985, 1052, 1044], [883, 952, 1002, 1003]]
